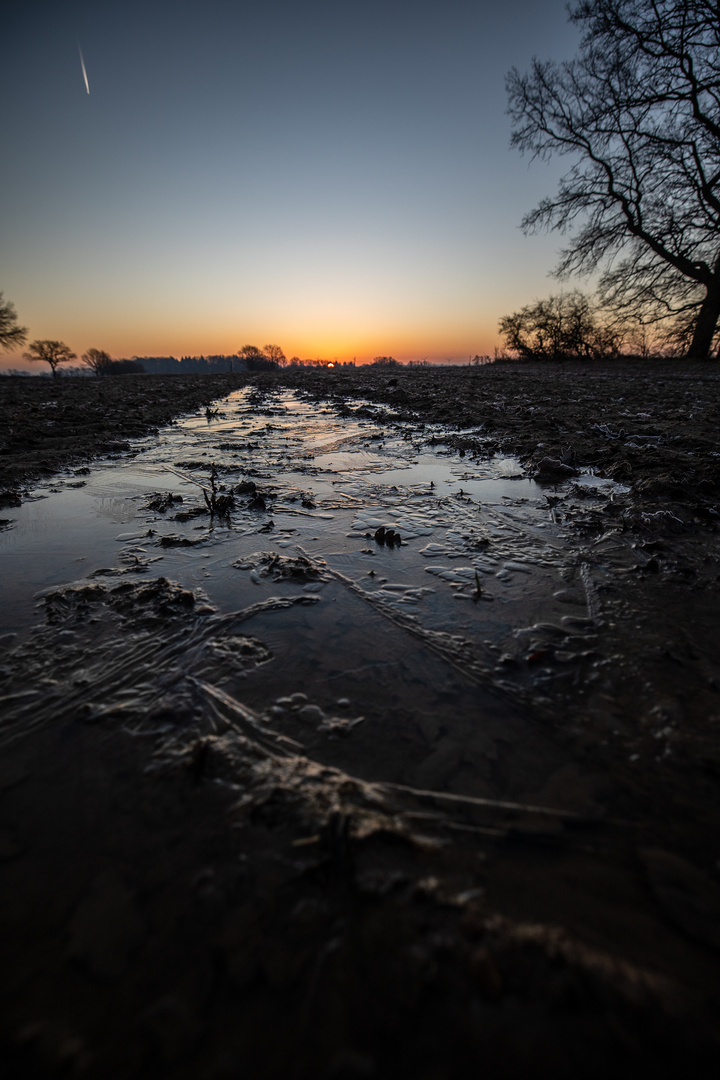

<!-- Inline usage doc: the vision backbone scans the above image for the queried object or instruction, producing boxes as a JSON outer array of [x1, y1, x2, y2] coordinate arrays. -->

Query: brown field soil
[[1, 362, 720, 1080]]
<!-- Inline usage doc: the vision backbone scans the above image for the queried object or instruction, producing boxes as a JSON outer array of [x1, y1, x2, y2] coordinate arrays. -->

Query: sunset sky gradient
[[1, 0, 581, 368]]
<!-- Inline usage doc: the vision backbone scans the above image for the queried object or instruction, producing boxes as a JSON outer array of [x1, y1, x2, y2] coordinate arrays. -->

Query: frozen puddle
[[0, 387, 634, 799]]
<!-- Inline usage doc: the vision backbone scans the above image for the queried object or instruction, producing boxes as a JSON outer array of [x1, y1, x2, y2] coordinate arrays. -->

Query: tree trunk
[[687, 280, 720, 359]]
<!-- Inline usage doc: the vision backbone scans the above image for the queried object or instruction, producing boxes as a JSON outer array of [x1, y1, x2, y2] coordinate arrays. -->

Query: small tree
[[238, 344, 263, 361], [23, 339, 76, 377], [262, 344, 286, 366], [0, 292, 28, 351], [499, 291, 619, 359], [81, 347, 112, 376], [237, 344, 279, 371]]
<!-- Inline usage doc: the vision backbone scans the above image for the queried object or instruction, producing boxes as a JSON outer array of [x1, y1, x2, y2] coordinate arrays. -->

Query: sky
[[1, 0, 583, 369]]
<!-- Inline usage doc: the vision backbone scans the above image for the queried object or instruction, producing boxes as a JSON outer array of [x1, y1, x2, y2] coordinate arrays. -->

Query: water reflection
[[0, 386, 637, 797]]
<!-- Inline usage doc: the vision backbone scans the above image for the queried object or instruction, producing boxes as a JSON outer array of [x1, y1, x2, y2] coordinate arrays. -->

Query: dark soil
[[0, 374, 247, 496], [2, 362, 720, 1080]]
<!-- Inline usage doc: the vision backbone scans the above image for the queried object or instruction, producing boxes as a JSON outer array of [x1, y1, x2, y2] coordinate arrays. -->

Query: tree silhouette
[[499, 291, 620, 359], [0, 293, 28, 351], [81, 347, 112, 376], [23, 340, 76, 377], [507, 0, 720, 358], [262, 344, 286, 366], [237, 344, 279, 371], [237, 344, 263, 360]]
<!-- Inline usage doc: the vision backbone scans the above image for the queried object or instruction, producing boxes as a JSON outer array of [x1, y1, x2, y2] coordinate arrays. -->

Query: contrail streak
[[78, 41, 90, 94]]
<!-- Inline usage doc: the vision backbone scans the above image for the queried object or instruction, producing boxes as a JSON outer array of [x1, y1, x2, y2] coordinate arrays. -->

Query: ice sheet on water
[[0, 384, 614, 738], [424, 566, 479, 584], [419, 542, 452, 557], [495, 459, 525, 478]]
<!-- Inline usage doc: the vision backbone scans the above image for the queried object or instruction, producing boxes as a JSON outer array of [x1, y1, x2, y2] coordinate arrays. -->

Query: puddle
[[0, 387, 640, 799], [0, 387, 616, 628]]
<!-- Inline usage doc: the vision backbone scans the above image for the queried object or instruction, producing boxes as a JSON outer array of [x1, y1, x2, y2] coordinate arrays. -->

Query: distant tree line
[[286, 358, 357, 368], [3, 336, 294, 377], [138, 355, 239, 374], [138, 345, 288, 374], [2, 290, 489, 372]]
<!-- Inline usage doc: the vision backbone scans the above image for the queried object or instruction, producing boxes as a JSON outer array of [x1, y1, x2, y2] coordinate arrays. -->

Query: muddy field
[[3, 362, 720, 506], [1, 362, 720, 1079], [260, 359, 720, 509], [0, 374, 246, 499]]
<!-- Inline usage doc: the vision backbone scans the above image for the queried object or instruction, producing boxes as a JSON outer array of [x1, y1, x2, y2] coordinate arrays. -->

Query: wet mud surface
[[0, 374, 246, 500], [1, 364, 720, 1078], [261, 359, 720, 509]]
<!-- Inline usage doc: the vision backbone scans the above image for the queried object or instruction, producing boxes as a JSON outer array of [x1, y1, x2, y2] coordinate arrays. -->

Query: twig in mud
[[273, 505, 333, 518], [163, 463, 209, 491], [382, 781, 634, 828], [202, 464, 235, 517], [188, 677, 305, 755], [163, 463, 235, 517]]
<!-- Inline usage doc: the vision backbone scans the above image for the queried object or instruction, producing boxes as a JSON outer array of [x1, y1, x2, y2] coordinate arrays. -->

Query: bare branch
[[508, 0, 720, 357], [0, 293, 28, 352]]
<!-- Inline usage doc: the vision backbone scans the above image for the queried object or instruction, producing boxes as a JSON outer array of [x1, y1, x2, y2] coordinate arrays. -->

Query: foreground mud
[[2, 579, 719, 1079], [1, 363, 720, 1078]]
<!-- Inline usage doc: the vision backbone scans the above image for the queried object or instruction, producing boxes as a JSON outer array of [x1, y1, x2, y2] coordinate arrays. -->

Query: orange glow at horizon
[[0, 312, 503, 370], [2, 2, 585, 379]]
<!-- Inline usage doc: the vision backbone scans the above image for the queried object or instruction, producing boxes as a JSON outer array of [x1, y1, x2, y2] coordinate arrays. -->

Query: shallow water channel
[[1, 387, 634, 800]]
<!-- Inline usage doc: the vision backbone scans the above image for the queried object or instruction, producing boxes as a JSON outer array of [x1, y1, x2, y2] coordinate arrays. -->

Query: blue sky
[[1, 0, 582, 367]]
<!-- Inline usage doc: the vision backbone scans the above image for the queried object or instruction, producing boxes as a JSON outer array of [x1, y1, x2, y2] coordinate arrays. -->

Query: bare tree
[[499, 291, 620, 359], [262, 344, 286, 366], [237, 344, 263, 360], [81, 347, 112, 376], [237, 344, 280, 371], [0, 292, 28, 351], [507, 0, 720, 359], [23, 340, 76, 377]]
